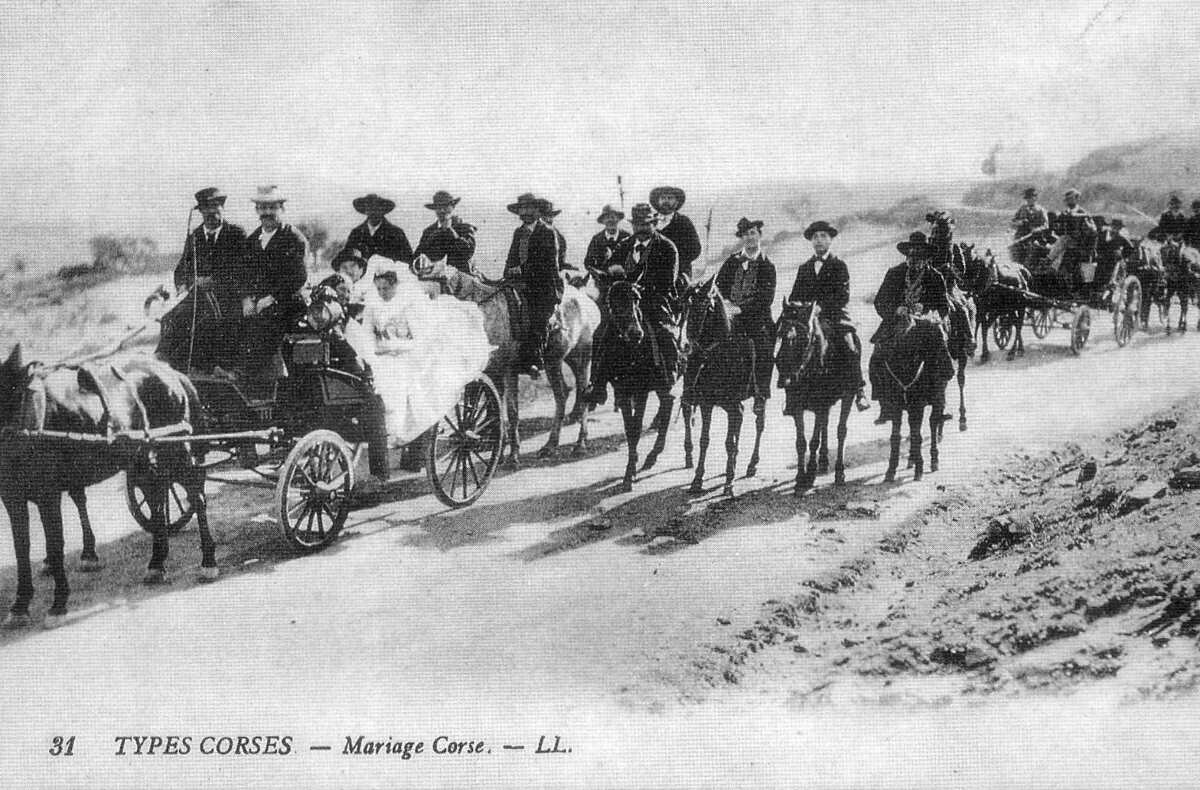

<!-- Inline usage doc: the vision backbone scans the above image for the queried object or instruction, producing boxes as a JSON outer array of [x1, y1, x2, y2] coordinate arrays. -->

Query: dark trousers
[[156, 290, 232, 372]]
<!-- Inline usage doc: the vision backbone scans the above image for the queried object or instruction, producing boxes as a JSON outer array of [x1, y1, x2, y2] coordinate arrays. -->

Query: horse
[[0, 346, 215, 627], [680, 278, 763, 497], [775, 301, 861, 494], [926, 211, 978, 430], [963, 247, 1032, 363], [872, 316, 949, 482], [413, 255, 600, 463], [603, 280, 685, 492], [1159, 240, 1200, 333]]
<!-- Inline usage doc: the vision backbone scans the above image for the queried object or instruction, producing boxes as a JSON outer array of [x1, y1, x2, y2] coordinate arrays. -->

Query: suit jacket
[[583, 229, 631, 274], [788, 254, 851, 323], [174, 221, 249, 313], [1157, 210, 1188, 238], [243, 224, 309, 315], [552, 225, 568, 270], [872, 262, 949, 342], [656, 213, 701, 278], [609, 232, 679, 323], [1184, 215, 1200, 250], [715, 252, 776, 334], [504, 220, 562, 305], [414, 220, 476, 272], [345, 217, 413, 263]]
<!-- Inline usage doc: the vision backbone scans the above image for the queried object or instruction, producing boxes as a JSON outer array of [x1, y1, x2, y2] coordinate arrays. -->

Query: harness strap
[[883, 359, 926, 406], [108, 364, 153, 438]]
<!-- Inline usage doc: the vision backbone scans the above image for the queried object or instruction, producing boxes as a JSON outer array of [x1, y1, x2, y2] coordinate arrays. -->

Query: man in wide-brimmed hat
[[344, 192, 413, 264], [503, 193, 563, 376], [236, 185, 310, 379], [582, 204, 630, 313], [155, 186, 250, 372], [584, 202, 681, 406], [413, 190, 476, 274], [649, 185, 701, 280], [1046, 188, 1097, 286], [868, 231, 955, 421], [1156, 193, 1188, 240], [714, 218, 777, 413], [784, 220, 869, 411]]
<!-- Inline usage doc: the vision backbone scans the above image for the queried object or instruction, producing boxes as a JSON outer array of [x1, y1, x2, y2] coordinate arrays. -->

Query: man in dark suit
[[583, 204, 630, 317], [413, 191, 476, 273], [1157, 194, 1188, 240], [1185, 200, 1200, 251], [236, 186, 309, 379], [156, 187, 249, 371], [537, 198, 569, 270], [584, 203, 680, 405], [650, 185, 701, 280], [504, 193, 563, 376], [344, 193, 412, 264], [788, 220, 868, 410], [715, 218, 776, 410]]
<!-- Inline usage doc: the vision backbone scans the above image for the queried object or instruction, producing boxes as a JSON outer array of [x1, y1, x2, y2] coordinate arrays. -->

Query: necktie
[[519, 226, 532, 266], [634, 242, 647, 263], [206, 231, 216, 245]]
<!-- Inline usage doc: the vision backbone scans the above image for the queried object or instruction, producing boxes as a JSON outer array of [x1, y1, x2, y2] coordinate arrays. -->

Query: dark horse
[[0, 346, 215, 627], [604, 281, 687, 492], [1160, 240, 1200, 333], [926, 211, 977, 431], [680, 278, 764, 497], [775, 302, 860, 494], [962, 247, 1033, 362], [873, 317, 949, 482]]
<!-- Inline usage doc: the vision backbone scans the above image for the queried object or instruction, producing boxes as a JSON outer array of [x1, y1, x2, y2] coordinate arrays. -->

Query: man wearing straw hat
[[503, 192, 562, 376], [236, 185, 309, 379], [414, 190, 476, 273], [344, 193, 413, 264], [156, 186, 248, 371]]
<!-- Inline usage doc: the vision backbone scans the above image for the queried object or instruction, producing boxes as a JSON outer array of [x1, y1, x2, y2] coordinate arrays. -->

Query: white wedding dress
[[346, 266, 493, 445]]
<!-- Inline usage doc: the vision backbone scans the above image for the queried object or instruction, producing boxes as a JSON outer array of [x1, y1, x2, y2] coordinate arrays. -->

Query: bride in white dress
[[346, 259, 492, 447]]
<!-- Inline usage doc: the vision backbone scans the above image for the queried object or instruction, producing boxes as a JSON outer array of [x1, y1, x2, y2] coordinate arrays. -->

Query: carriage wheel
[[1113, 277, 1140, 348], [276, 430, 354, 553], [1030, 306, 1052, 339], [125, 471, 195, 534], [992, 314, 1013, 350], [1070, 307, 1092, 355], [426, 374, 504, 508]]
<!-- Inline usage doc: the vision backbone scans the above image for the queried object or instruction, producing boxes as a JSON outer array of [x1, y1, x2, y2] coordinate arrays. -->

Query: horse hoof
[[79, 557, 104, 572], [905, 459, 914, 469], [959, 420, 968, 433], [536, 445, 556, 459], [883, 472, 896, 483], [722, 485, 735, 498], [38, 564, 53, 578], [913, 470, 924, 481], [745, 466, 757, 478], [834, 473, 846, 486], [571, 444, 587, 457], [198, 566, 219, 583], [43, 613, 67, 630], [617, 480, 633, 494], [143, 569, 167, 586], [930, 461, 939, 473], [503, 456, 520, 470], [2, 612, 31, 629], [688, 482, 704, 496], [684, 457, 694, 469], [641, 455, 658, 472], [817, 462, 829, 475]]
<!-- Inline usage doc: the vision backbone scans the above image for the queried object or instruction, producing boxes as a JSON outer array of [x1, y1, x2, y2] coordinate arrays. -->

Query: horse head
[[682, 277, 730, 353], [606, 280, 645, 345], [143, 285, 172, 320], [775, 301, 825, 385], [926, 210, 956, 245], [0, 345, 29, 427]]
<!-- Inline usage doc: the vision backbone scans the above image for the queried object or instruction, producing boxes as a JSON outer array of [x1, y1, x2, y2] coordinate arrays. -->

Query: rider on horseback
[[714, 218, 777, 415], [1010, 187, 1049, 268], [585, 203, 681, 406], [868, 232, 955, 424], [503, 193, 563, 377], [786, 220, 869, 411]]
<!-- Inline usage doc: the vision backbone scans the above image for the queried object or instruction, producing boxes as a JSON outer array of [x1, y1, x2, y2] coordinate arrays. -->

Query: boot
[[854, 388, 871, 412]]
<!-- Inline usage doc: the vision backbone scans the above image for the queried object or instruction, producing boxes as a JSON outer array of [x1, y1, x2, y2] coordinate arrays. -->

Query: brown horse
[[872, 317, 949, 482], [0, 347, 215, 627], [414, 256, 599, 463]]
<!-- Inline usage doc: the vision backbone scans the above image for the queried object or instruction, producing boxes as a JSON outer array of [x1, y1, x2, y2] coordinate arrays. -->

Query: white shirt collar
[[658, 212, 674, 228], [203, 223, 221, 241], [259, 226, 278, 248], [367, 220, 382, 236], [605, 230, 618, 241]]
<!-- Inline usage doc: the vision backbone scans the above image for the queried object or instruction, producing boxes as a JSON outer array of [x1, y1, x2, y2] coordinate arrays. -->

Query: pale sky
[[1, 0, 1196, 247]]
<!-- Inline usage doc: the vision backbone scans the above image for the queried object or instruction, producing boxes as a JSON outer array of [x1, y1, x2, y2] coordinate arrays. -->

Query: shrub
[[87, 234, 159, 274]]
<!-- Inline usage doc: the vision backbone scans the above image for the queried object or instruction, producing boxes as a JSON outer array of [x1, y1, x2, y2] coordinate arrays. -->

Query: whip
[[184, 207, 198, 371]]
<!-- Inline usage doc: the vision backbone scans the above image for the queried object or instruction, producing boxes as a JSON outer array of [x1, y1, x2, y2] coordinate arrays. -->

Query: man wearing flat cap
[[868, 231, 955, 421], [156, 187, 249, 371], [583, 205, 631, 317], [585, 203, 681, 405], [715, 218, 777, 412], [787, 220, 868, 410], [413, 191, 476, 274], [237, 185, 310, 378], [504, 193, 563, 375], [1010, 187, 1049, 267], [344, 193, 413, 264], [650, 186, 701, 281]]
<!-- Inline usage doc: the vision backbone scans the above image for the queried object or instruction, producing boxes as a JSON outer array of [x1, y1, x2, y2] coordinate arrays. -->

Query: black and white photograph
[[1, 1, 1199, 787]]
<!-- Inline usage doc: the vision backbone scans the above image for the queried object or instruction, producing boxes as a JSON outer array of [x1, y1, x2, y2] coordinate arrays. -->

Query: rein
[[883, 359, 927, 406]]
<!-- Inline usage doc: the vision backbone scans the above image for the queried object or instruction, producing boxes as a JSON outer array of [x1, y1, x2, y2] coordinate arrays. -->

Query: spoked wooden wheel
[[426, 375, 504, 508], [1030, 306, 1052, 339], [992, 314, 1014, 350], [125, 471, 195, 534], [276, 430, 354, 553], [1113, 277, 1140, 347], [1070, 306, 1092, 355]]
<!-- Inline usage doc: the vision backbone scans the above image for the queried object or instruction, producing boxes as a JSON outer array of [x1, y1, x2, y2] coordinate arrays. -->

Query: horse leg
[[36, 495, 69, 625], [817, 410, 830, 474], [929, 406, 940, 474], [834, 396, 852, 486], [957, 358, 968, 433], [689, 405, 713, 495], [503, 370, 521, 468], [745, 399, 765, 478], [979, 311, 991, 362], [538, 361, 567, 457], [70, 487, 102, 571], [884, 414, 902, 482], [682, 402, 694, 469], [909, 407, 925, 481], [567, 353, 591, 455], [805, 415, 821, 484], [793, 413, 812, 495], [619, 391, 645, 492], [144, 480, 171, 585], [2, 498, 34, 626], [1014, 319, 1025, 356], [190, 466, 217, 581], [722, 405, 742, 497], [642, 390, 674, 471]]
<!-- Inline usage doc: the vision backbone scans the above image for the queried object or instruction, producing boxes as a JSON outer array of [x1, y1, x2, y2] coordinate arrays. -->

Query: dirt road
[[3, 238, 1200, 787]]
